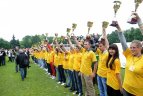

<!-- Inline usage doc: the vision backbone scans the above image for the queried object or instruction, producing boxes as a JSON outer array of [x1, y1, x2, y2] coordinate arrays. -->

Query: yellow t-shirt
[[96, 48, 108, 78], [54, 53, 59, 67], [63, 52, 69, 69], [107, 58, 121, 90], [68, 52, 74, 70], [49, 51, 54, 63], [80, 50, 97, 75], [73, 52, 82, 71], [58, 52, 64, 65], [45, 52, 50, 63], [123, 48, 143, 96]]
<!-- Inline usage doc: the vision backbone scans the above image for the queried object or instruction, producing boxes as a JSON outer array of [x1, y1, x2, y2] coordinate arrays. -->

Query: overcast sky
[[0, 0, 143, 41]]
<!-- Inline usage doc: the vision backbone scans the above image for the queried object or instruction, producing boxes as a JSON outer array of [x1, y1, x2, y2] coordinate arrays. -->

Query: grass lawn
[[0, 59, 73, 96], [0, 58, 125, 96]]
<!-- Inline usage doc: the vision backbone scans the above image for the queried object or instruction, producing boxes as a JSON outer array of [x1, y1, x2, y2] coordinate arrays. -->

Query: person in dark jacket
[[16, 49, 28, 81]]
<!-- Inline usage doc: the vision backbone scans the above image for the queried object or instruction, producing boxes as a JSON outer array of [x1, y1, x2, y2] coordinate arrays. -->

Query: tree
[[10, 35, 20, 49], [0, 38, 10, 49]]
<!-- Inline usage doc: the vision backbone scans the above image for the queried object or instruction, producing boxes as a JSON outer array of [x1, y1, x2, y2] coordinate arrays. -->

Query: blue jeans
[[97, 75, 107, 96], [64, 70, 71, 87], [20, 68, 27, 80], [74, 71, 82, 94], [56, 67, 61, 82]]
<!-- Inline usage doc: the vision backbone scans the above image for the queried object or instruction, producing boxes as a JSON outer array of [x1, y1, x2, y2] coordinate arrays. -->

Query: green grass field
[[0, 59, 73, 96], [0, 58, 125, 96]]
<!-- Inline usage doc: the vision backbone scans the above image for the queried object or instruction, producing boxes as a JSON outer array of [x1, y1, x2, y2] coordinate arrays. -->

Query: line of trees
[[0, 27, 143, 49]]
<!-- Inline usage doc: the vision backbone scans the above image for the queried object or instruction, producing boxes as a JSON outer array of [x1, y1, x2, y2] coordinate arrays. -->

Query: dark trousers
[[69, 70, 75, 90], [122, 88, 135, 96], [20, 67, 27, 80], [58, 65, 66, 83], [16, 64, 19, 72], [1, 57, 5, 65], [73, 70, 83, 93], [107, 85, 123, 96], [47, 63, 52, 74]]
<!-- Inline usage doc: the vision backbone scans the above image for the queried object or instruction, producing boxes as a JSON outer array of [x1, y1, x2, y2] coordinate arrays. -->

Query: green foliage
[[10, 35, 20, 48], [107, 27, 143, 43], [107, 30, 120, 44], [1, 27, 143, 49], [0, 38, 11, 49]]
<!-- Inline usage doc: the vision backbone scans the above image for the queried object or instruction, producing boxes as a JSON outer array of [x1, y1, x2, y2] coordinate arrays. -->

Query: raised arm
[[72, 36, 82, 49], [116, 22, 128, 51], [102, 28, 109, 49], [134, 12, 143, 35], [67, 36, 74, 50]]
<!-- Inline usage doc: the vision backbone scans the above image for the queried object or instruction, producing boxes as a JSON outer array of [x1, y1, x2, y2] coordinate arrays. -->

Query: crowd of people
[[30, 13, 143, 96], [1, 12, 143, 96]]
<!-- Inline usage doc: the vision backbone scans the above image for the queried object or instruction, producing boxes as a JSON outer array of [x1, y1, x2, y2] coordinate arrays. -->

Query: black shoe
[[76, 91, 79, 94], [69, 88, 75, 92], [78, 93, 83, 96], [64, 85, 70, 88]]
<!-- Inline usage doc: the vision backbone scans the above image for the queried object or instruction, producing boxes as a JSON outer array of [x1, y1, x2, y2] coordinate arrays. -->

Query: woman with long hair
[[106, 44, 123, 96]]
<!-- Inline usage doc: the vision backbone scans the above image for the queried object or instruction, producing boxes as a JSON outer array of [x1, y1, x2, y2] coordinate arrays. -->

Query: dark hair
[[106, 44, 119, 69], [98, 38, 106, 46]]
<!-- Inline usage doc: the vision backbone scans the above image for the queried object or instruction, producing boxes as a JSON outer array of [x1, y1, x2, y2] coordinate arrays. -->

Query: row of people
[[31, 13, 143, 96]]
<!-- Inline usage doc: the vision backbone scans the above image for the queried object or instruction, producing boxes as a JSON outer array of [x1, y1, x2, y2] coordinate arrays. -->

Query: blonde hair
[[131, 40, 142, 48]]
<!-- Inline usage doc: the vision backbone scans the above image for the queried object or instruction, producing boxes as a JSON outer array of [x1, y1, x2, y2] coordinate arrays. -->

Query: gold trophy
[[102, 21, 109, 29], [72, 23, 77, 32], [110, 1, 121, 27], [66, 28, 71, 37], [86, 21, 93, 40], [127, 0, 142, 24], [55, 33, 58, 38], [45, 33, 48, 40], [87, 21, 93, 34], [71, 23, 77, 38]]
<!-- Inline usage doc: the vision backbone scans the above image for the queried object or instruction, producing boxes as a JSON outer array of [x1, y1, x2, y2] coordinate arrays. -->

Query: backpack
[[23, 55, 29, 66]]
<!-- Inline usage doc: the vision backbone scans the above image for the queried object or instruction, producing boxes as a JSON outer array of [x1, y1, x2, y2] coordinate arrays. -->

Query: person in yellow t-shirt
[[106, 44, 123, 96], [96, 28, 109, 96], [116, 17, 143, 96], [73, 47, 83, 95], [73, 35, 97, 96]]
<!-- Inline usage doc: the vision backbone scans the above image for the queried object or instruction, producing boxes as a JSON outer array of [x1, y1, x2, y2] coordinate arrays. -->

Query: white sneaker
[[78, 93, 83, 96], [48, 73, 51, 75], [52, 76, 56, 79], [61, 83, 66, 86], [57, 81, 61, 84], [73, 91, 76, 95]]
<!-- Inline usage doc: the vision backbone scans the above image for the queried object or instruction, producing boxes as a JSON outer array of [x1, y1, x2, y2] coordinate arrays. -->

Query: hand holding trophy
[[127, 0, 143, 24], [45, 33, 48, 40], [72, 23, 77, 32], [71, 23, 77, 38], [66, 28, 71, 38], [87, 21, 93, 34], [110, 1, 121, 27], [102, 21, 109, 29]]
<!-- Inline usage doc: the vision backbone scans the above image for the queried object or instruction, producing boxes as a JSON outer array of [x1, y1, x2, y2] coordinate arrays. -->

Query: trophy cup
[[45, 33, 48, 40], [127, 0, 142, 24], [87, 21, 93, 34], [71, 23, 77, 38], [72, 23, 77, 32], [110, 1, 121, 27], [102, 21, 109, 29], [86, 21, 93, 40], [66, 28, 71, 37], [55, 33, 58, 38]]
